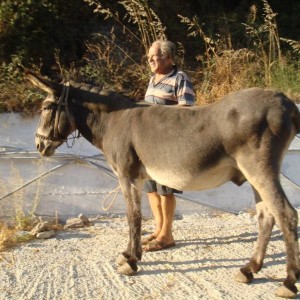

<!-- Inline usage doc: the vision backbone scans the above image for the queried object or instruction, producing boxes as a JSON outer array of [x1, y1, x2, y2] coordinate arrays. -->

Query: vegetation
[[0, 0, 300, 109], [0, 163, 61, 251], [0, 222, 33, 251]]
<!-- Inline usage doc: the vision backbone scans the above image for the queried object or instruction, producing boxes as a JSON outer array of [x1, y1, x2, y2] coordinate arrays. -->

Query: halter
[[35, 82, 74, 143]]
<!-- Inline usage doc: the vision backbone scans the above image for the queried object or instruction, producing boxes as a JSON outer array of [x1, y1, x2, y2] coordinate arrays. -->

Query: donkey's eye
[[42, 103, 56, 110], [42, 106, 51, 112]]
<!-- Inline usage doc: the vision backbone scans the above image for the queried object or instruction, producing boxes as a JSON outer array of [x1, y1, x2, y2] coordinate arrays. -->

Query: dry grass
[[0, 223, 17, 251], [0, 163, 62, 251], [0, 222, 34, 251], [193, 49, 261, 105], [82, 0, 166, 98], [1, 0, 300, 111], [2, 0, 300, 110], [180, 0, 300, 104], [0, 216, 63, 252]]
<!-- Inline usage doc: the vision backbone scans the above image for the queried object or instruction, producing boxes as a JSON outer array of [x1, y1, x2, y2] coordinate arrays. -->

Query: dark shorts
[[144, 180, 183, 196]]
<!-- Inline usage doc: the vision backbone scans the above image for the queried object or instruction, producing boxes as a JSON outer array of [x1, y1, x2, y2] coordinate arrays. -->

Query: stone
[[64, 214, 91, 229], [30, 221, 51, 236], [64, 218, 85, 229], [36, 230, 55, 239], [78, 214, 90, 225]]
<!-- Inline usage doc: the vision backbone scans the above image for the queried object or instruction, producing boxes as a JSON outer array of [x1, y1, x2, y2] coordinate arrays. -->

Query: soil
[[0, 210, 299, 300]]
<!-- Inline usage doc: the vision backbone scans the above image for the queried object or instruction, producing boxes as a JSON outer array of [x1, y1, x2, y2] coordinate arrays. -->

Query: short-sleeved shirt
[[145, 66, 195, 106]]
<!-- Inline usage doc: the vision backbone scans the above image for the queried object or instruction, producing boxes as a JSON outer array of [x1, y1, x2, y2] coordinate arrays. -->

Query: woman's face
[[147, 44, 173, 74]]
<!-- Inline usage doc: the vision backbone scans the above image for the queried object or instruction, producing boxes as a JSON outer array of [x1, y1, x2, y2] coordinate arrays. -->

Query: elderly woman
[[143, 40, 195, 251]]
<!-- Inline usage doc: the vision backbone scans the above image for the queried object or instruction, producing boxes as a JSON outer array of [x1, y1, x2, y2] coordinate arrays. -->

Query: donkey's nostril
[[36, 143, 40, 151]]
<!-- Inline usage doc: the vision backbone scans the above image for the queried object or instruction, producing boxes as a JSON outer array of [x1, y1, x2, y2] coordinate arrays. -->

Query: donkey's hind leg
[[235, 186, 275, 283], [271, 191, 300, 298], [241, 177, 299, 298]]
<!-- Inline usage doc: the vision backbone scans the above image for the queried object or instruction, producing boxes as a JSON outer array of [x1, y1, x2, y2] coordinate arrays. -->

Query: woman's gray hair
[[152, 40, 176, 61]]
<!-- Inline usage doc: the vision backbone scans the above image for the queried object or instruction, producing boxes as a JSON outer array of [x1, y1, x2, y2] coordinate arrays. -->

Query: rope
[[101, 184, 121, 211]]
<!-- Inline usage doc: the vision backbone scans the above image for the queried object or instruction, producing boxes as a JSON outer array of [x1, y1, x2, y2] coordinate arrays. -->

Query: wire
[[0, 162, 70, 201]]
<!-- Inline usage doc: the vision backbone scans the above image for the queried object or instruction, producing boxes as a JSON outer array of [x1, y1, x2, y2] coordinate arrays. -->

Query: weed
[[0, 222, 16, 251], [243, 0, 282, 86], [82, 0, 167, 99], [179, 0, 300, 103], [1, 0, 300, 110], [0, 161, 61, 251]]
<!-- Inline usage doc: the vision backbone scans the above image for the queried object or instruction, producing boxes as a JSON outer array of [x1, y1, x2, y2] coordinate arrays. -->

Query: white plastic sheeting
[[1, 112, 300, 220]]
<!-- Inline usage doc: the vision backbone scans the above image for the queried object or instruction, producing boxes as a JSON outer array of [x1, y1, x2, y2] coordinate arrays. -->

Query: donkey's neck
[[69, 100, 108, 150], [68, 88, 135, 150]]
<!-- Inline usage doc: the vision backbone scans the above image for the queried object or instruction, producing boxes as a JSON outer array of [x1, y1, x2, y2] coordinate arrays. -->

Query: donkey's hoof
[[117, 262, 138, 276], [234, 270, 254, 283], [116, 254, 128, 266], [275, 285, 297, 299]]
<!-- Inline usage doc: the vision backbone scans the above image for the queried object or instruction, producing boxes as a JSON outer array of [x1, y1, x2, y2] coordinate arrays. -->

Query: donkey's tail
[[292, 101, 300, 134]]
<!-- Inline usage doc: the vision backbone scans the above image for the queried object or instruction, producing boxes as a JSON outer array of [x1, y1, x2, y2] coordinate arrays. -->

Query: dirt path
[[0, 211, 299, 300]]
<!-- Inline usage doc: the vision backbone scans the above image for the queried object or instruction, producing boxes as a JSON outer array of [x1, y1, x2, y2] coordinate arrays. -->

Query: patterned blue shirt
[[145, 66, 195, 106]]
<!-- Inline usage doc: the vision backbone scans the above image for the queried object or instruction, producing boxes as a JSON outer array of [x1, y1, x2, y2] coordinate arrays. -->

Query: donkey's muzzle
[[35, 137, 58, 157]]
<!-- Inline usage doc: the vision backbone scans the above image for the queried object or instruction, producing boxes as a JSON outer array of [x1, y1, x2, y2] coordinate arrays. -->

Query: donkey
[[25, 70, 300, 298]]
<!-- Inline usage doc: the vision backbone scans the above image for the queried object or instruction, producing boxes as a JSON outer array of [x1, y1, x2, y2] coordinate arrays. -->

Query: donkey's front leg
[[116, 178, 143, 275]]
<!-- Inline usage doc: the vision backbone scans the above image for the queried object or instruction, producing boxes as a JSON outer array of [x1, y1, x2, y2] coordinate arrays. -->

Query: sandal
[[141, 234, 156, 245], [143, 239, 176, 252]]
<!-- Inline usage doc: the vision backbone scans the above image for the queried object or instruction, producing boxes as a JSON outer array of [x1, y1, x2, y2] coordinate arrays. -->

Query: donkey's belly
[[146, 165, 235, 191]]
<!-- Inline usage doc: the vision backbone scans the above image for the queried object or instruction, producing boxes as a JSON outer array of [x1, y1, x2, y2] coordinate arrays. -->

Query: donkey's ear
[[24, 70, 55, 94]]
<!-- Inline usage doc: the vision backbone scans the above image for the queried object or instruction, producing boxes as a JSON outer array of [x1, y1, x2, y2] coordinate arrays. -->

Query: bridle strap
[[36, 82, 72, 143], [53, 83, 70, 139]]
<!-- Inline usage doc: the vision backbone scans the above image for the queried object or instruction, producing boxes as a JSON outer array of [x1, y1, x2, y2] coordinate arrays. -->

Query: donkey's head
[[25, 71, 76, 157]]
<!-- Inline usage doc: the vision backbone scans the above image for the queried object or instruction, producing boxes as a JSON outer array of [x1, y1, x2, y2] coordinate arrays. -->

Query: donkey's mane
[[70, 81, 105, 94], [69, 80, 140, 111]]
